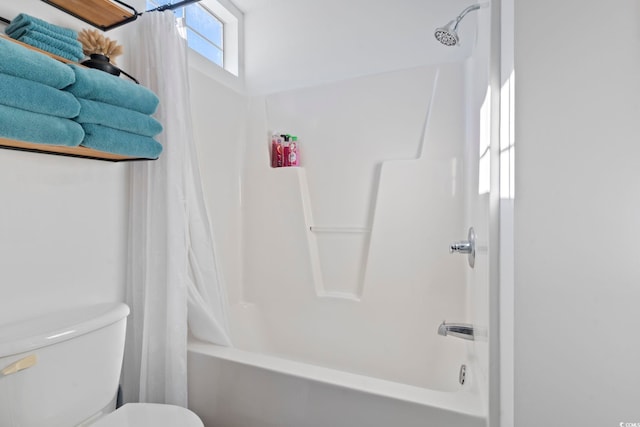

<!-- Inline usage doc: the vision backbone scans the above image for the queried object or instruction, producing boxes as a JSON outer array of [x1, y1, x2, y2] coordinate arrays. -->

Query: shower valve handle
[[449, 227, 476, 268], [450, 241, 472, 254]]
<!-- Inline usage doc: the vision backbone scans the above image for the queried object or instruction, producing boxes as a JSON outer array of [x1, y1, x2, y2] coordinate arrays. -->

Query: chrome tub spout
[[437, 321, 475, 340]]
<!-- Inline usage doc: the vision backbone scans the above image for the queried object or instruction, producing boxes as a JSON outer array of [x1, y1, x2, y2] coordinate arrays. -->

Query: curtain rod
[[145, 0, 202, 13]]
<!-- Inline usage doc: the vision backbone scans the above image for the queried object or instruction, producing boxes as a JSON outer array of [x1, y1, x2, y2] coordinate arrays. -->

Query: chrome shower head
[[434, 4, 481, 47], [434, 21, 459, 46]]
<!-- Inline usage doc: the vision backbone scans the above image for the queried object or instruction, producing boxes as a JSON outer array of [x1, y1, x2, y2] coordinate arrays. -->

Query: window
[[146, 0, 239, 75]]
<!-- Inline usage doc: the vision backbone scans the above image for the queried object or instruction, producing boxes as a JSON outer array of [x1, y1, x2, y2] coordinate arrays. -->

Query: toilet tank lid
[[0, 303, 130, 358]]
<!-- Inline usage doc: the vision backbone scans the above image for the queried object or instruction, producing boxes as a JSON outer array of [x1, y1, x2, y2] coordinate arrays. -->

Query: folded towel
[[7, 20, 81, 48], [0, 36, 75, 89], [81, 124, 162, 158], [76, 99, 162, 137], [0, 74, 80, 118], [66, 65, 160, 115], [6, 14, 77, 40], [13, 33, 84, 62], [0, 104, 84, 146]]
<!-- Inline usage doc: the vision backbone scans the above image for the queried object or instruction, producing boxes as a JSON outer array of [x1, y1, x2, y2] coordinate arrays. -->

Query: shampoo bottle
[[287, 136, 299, 167], [271, 133, 284, 167], [281, 134, 291, 166]]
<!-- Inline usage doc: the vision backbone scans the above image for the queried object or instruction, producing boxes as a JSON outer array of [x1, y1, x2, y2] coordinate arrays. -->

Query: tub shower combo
[[188, 3, 490, 427]]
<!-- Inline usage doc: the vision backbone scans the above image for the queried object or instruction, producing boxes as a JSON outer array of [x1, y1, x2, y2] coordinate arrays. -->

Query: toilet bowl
[[92, 403, 203, 426], [0, 303, 203, 427]]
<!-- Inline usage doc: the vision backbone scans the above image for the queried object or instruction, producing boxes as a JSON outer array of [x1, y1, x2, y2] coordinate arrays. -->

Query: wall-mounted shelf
[[40, 0, 204, 32], [0, 35, 74, 63], [40, 0, 139, 31], [0, 138, 147, 162], [0, 36, 155, 162]]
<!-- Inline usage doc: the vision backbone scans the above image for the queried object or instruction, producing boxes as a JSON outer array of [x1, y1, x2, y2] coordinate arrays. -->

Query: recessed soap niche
[[246, 64, 466, 302]]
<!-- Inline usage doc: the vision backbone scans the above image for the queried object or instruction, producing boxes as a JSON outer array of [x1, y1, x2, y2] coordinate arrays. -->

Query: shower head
[[434, 4, 481, 47], [434, 20, 460, 47]]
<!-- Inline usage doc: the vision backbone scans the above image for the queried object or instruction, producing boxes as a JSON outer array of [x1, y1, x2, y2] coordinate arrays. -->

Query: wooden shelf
[[0, 34, 75, 63], [41, 0, 139, 31], [0, 36, 156, 162], [0, 138, 149, 162]]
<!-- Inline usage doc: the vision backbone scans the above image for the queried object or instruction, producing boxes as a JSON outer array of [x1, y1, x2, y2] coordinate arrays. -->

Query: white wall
[[0, 0, 135, 323], [241, 0, 476, 94], [0, 151, 129, 323], [462, 3, 492, 417], [515, 0, 640, 425], [188, 65, 246, 304]]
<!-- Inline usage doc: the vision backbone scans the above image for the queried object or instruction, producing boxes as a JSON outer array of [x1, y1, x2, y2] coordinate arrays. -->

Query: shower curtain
[[122, 11, 231, 407]]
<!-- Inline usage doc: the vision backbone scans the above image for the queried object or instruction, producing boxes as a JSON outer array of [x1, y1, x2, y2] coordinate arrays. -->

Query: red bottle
[[271, 134, 284, 167], [285, 136, 299, 167]]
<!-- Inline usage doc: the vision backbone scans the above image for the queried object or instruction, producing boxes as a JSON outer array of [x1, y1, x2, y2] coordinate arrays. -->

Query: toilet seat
[[90, 403, 204, 427]]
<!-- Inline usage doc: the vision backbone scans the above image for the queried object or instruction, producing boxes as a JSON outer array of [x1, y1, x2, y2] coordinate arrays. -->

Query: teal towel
[[9, 31, 84, 62], [6, 19, 80, 47], [0, 74, 80, 118], [76, 99, 162, 137], [0, 104, 84, 146], [67, 65, 160, 115], [6, 14, 77, 40], [0, 37, 75, 88], [81, 124, 162, 158]]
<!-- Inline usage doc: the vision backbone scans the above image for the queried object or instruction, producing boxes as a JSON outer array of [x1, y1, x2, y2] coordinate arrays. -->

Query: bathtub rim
[[188, 339, 485, 419]]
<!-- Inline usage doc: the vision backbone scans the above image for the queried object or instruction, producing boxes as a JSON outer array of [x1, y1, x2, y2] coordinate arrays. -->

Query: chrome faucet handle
[[449, 241, 473, 254], [449, 227, 476, 268]]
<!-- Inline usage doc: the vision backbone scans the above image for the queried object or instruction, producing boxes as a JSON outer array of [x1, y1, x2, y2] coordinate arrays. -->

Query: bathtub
[[187, 338, 485, 427]]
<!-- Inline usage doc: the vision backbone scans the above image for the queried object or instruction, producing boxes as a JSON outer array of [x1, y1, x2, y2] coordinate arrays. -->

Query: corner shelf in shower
[[0, 36, 153, 162]]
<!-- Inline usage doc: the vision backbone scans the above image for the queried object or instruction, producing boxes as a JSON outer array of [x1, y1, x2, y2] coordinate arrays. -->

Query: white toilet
[[0, 303, 203, 427]]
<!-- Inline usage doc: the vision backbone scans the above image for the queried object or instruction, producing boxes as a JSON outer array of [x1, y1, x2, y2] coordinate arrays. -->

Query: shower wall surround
[[237, 62, 470, 386], [247, 66, 453, 301]]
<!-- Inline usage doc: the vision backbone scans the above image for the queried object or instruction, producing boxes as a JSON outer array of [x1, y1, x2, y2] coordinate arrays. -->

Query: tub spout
[[437, 321, 474, 340]]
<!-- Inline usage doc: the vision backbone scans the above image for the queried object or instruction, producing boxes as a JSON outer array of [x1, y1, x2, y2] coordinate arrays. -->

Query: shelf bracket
[[40, 0, 139, 32], [40, 0, 205, 32]]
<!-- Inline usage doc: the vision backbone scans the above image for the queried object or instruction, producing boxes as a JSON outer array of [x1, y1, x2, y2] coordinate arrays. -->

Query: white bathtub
[[187, 339, 485, 427]]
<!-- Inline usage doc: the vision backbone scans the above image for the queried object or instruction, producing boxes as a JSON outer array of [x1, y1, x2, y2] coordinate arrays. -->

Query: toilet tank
[[0, 303, 130, 427]]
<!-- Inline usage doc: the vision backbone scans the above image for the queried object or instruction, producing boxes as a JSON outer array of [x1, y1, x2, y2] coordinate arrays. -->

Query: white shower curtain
[[122, 11, 231, 407]]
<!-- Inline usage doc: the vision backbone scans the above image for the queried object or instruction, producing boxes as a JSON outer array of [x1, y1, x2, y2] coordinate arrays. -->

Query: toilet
[[0, 303, 203, 427]]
